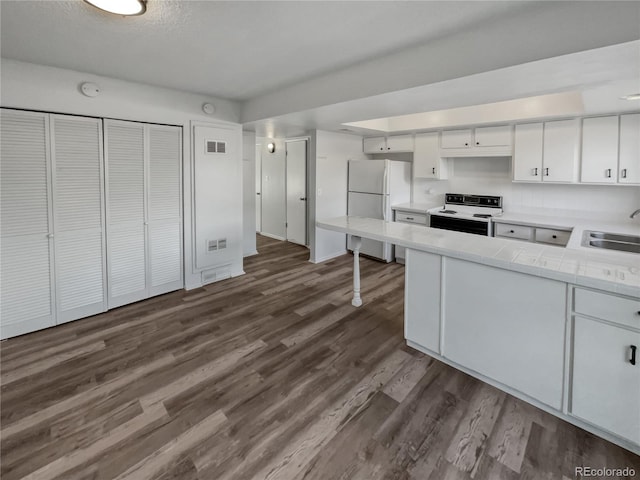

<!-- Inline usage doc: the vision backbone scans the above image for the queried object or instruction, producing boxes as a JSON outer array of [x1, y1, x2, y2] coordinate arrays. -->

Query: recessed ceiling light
[[84, 0, 147, 16], [620, 93, 640, 101]]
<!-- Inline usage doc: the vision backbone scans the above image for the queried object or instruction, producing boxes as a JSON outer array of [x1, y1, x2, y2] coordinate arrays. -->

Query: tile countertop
[[317, 216, 640, 298], [391, 202, 442, 215]]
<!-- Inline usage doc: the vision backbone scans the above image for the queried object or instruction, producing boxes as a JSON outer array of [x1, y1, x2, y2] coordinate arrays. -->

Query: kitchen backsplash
[[413, 157, 640, 222]]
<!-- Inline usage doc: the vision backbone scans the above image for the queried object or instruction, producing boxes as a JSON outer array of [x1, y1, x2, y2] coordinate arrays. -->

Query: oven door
[[430, 214, 490, 236]]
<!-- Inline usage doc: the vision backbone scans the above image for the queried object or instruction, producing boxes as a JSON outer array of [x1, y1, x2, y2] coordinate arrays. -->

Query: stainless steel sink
[[582, 230, 640, 253], [588, 231, 640, 244]]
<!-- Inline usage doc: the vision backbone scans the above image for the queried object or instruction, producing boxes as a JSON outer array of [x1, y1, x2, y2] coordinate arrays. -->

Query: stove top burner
[[439, 209, 457, 214], [473, 213, 493, 218]]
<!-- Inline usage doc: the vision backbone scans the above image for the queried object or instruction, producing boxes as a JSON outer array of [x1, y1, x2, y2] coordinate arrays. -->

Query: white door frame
[[285, 137, 310, 246]]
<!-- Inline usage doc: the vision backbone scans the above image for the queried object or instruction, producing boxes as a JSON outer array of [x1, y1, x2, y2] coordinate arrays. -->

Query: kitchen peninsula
[[317, 216, 640, 455]]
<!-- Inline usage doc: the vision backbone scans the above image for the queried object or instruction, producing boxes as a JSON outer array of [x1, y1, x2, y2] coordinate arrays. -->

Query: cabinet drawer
[[495, 223, 533, 241], [574, 288, 640, 330], [395, 211, 427, 224], [535, 228, 571, 246]]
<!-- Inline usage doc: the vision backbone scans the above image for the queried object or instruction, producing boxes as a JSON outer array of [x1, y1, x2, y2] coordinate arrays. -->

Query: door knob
[[299, 197, 307, 201]]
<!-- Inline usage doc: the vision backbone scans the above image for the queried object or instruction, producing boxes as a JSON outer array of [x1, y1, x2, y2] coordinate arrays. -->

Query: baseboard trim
[[243, 250, 259, 258], [310, 250, 348, 264], [259, 232, 286, 241]]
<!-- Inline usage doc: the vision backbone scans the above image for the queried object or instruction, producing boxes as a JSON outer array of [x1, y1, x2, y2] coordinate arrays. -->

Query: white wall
[[242, 131, 257, 256], [310, 130, 368, 263], [413, 157, 640, 222], [258, 137, 287, 239], [1, 58, 244, 289]]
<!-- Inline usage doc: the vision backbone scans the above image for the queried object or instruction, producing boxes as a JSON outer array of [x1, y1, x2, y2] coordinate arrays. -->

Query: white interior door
[[105, 120, 147, 309], [51, 115, 106, 323], [286, 140, 307, 246], [147, 125, 183, 297], [0, 109, 55, 339], [255, 144, 262, 232], [260, 141, 286, 239]]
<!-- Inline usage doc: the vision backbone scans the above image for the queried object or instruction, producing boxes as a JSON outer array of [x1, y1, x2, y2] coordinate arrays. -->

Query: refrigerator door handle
[[382, 195, 389, 221], [382, 165, 389, 196]]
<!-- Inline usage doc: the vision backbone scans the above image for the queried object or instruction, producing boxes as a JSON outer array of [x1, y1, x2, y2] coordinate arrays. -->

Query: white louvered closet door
[[0, 109, 55, 339], [105, 120, 147, 308], [147, 125, 183, 296], [50, 115, 107, 323]]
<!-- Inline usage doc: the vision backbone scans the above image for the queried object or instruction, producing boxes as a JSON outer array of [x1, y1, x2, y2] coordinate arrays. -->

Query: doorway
[[285, 139, 307, 246]]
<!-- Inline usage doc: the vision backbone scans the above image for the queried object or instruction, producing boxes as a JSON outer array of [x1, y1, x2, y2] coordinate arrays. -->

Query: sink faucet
[[631, 209, 640, 219]]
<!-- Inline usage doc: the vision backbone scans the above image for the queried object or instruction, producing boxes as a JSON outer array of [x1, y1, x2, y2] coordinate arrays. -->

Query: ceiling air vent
[[206, 140, 227, 154]]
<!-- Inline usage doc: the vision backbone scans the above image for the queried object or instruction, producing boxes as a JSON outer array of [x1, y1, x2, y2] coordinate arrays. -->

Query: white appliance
[[428, 193, 503, 236], [347, 159, 411, 261]]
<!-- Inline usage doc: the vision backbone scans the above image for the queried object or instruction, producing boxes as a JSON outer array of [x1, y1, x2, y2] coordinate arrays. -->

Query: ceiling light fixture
[[84, 0, 147, 16], [620, 93, 640, 101]]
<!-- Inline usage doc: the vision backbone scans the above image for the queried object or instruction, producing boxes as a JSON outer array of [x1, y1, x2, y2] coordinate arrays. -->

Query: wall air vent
[[218, 238, 227, 249], [205, 140, 227, 154], [207, 239, 218, 252]]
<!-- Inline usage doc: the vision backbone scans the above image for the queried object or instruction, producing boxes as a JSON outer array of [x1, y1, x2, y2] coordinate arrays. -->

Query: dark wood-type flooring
[[1, 235, 639, 480]]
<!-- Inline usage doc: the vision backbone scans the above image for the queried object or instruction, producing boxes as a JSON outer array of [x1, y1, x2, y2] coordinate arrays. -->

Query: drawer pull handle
[[432, 167, 436, 174], [509, 230, 515, 234], [406, 217, 414, 220], [533, 167, 538, 176], [606, 168, 612, 178], [631, 345, 637, 366], [544, 168, 549, 176], [552, 235, 557, 239], [621, 168, 627, 179]]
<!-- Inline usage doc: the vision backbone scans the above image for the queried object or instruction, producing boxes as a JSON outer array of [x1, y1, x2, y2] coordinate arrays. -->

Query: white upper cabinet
[[619, 113, 640, 184], [474, 125, 512, 147], [363, 135, 413, 153], [513, 123, 544, 182], [413, 132, 447, 179], [581, 116, 619, 184], [440, 129, 472, 149], [363, 136, 386, 153], [542, 119, 580, 183], [385, 134, 414, 152]]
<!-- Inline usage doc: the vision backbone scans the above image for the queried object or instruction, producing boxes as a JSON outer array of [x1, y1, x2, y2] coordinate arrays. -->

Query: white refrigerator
[[347, 159, 411, 262]]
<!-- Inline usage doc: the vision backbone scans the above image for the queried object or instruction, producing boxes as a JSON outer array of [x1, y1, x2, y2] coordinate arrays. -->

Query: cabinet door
[[363, 136, 386, 153], [147, 125, 183, 297], [542, 119, 579, 183], [581, 116, 619, 183], [0, 109, 55, 339], [474, 125, 511, 147], [513, 123, 543, 181], [50, 115, 106, 323], [440, 129, 472, 149], [386, 134, 414, 153], [619, 113, 640, 184], [413, 132, 446, 179], [405, 249, 441, 353], [105, 120, 147, 309], [443, 258, 566, 409], [572, 316, 640, 444]]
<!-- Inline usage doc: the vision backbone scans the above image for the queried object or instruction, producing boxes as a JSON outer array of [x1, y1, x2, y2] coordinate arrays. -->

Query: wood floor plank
[[2, 235, 638, 480]]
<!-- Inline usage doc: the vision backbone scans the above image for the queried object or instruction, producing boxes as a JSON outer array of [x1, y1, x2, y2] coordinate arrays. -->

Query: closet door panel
[[51, 115, 106, 323], [149, 220, 182, 293], [148, 125, 182, 295], [0, 109, 54, 338], [105, 120, 147, 308]]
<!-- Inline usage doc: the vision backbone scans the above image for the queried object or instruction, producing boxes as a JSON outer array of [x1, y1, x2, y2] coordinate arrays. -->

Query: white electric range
[[427, 193, 503, 236]]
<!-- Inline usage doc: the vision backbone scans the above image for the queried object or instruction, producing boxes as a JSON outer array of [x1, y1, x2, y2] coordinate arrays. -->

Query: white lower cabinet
[[404, 249, 441, 353], [571, 315, 640, 444], [442, 258, 566, 409]]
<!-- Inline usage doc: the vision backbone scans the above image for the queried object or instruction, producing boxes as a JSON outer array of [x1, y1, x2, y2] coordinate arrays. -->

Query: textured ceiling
[[0, 0, 534, 101]]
